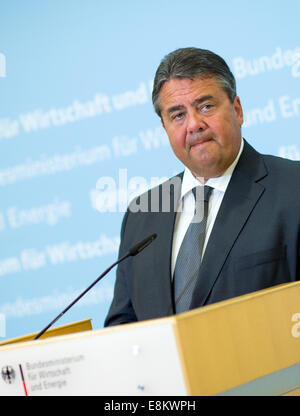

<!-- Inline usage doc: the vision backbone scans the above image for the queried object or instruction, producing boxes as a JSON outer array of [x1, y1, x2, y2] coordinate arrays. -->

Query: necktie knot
[[192, 185, 213, 203]]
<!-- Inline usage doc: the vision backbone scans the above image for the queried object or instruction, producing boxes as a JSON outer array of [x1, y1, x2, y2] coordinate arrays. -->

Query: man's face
[[159, 77, 244, 181]]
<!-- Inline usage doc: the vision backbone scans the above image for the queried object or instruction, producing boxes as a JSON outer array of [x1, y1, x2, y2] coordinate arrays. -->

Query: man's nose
[[187, 110, 207, 134]]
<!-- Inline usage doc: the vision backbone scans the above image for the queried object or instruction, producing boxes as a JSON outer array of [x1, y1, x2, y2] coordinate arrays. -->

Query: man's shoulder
[[243, 139, 300, 181], [258, 152, 300, 193], [262, 152, 300, 173]]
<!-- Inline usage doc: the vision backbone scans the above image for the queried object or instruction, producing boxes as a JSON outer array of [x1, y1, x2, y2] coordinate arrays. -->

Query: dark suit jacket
[[104, 140, 300, 326]]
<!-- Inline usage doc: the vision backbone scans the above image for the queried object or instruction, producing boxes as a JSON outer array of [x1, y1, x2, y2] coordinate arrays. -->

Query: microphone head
[[129, 233, 157, 256]]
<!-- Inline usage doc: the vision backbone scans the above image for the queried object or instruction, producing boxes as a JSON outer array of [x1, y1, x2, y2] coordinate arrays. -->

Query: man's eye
[[201, 104, 213, 112], [173, 113, 184, 120]]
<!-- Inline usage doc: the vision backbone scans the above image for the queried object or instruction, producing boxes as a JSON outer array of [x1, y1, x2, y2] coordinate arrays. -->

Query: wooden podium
[[1, 282, 300, 396]]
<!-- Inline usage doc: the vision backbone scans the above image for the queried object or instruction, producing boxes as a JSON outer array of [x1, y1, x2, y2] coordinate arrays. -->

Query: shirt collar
[[180, 138, 244, 198]]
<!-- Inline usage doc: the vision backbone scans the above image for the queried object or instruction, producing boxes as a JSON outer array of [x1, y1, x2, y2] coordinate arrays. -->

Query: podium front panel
[[0, 320, 187, 396]]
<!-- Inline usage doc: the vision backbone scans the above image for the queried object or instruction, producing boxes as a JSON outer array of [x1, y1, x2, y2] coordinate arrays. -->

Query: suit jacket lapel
[[151, 173, 183, 315], [190, 140, 268, 308]]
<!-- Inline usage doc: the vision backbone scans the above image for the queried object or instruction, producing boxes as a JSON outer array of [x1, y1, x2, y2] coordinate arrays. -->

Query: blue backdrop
[[1, 0, 299, 341]]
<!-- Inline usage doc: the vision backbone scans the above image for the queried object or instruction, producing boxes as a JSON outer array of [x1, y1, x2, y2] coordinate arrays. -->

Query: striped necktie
[[173, 185, 213, 313]]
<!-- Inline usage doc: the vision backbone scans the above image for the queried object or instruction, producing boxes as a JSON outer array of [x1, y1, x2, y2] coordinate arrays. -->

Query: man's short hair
[[152, 47, 237, 118]]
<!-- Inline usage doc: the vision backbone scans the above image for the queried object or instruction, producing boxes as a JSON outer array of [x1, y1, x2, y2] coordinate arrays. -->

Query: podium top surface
[[0, 318, 92, 347]]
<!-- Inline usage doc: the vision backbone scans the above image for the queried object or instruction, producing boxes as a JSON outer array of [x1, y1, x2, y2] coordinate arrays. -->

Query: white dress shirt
[[171, 139, 244, 277]]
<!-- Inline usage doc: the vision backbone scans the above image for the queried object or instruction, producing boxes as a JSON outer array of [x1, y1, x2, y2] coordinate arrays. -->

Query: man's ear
[[234, 96, 244, 126]]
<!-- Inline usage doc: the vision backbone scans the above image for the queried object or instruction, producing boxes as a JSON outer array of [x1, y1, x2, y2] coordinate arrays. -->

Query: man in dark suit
[[104, 47, 300, 326]]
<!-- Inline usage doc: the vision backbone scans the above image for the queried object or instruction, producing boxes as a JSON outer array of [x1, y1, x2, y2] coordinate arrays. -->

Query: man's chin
[[189, 160, 224, 180]]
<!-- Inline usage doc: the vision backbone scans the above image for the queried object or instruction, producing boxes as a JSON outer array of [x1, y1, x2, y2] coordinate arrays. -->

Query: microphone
[[34, 233, 157, 340]]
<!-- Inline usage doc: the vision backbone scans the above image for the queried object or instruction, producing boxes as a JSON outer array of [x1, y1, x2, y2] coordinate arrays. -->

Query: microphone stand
[[34, 233, 157, 340]]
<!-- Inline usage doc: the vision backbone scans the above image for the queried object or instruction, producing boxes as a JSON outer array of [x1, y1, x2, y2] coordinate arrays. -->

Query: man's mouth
[[189, 138, 213, 148]]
